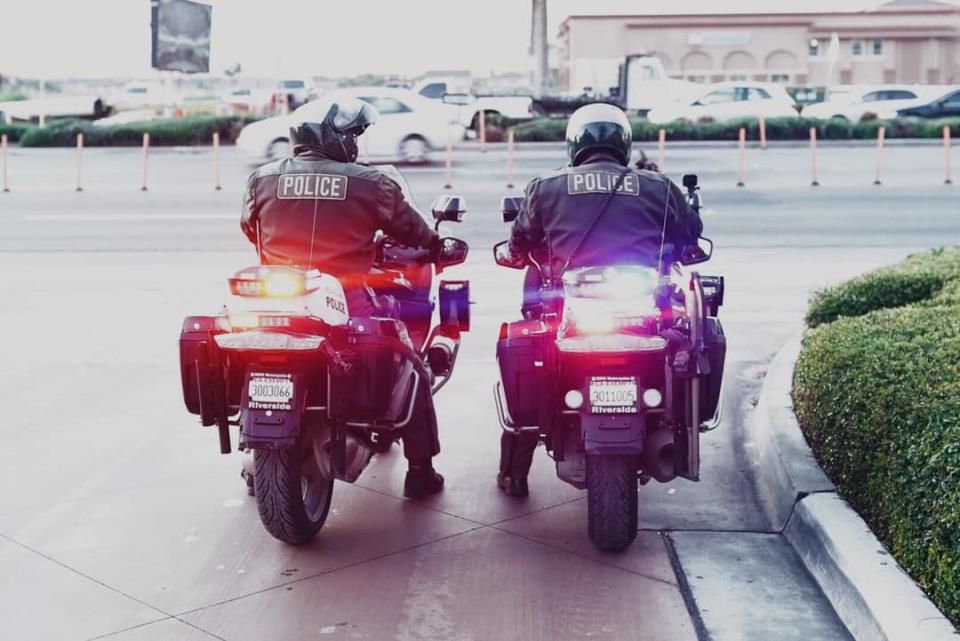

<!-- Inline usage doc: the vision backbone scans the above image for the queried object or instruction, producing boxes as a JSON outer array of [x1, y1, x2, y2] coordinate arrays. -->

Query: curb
[[755, 335, 957, 641]]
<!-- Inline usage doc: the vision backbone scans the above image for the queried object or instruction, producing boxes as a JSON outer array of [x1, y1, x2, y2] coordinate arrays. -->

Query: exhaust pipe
[[312, 427, 373, 483], [642, 428, 677, 483]]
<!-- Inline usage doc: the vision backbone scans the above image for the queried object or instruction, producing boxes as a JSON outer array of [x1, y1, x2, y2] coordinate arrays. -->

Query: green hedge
[[806, 249, 960, 327], [0, 123, 32, 143], [510, 116, 960, 143], [18, 115, 259, 147], [793, 247, 960, 626]]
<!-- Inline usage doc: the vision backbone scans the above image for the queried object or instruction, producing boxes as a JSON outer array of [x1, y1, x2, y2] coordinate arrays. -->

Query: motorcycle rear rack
[[493, 382, 540, 434]]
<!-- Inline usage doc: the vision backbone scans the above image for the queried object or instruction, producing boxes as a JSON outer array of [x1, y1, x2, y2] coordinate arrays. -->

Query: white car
[[647, 82, 798, 125], [803, 85, 936, 122], [106, 82, 179, 112], [236, 87, 464, 164], [412, 78, 533, 130]]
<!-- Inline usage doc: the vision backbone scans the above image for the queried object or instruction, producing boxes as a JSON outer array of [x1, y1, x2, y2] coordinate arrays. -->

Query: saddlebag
[[179, 316, 225, 427], [701, 317, 726, 421], [496, 320, 549, 427]]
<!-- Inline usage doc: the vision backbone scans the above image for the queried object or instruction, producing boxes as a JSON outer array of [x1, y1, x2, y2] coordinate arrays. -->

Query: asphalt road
[[0, 143, 957, 641]]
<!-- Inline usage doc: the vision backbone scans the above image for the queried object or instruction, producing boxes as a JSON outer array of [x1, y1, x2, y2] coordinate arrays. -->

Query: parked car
[[803, 85, 935, 121], [106, 82, 179, 112], [412, 78, 533, 130], [221, 87, 275, 115], [646, 82, 797, 125], [235, 86, 464, 164], [898, 87, 960, 118]]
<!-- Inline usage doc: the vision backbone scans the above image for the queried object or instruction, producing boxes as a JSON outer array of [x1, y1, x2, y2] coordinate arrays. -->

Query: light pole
[[531, 0, 548, 94]]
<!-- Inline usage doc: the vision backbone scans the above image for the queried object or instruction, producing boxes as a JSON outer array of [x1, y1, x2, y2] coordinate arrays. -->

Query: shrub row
[[18, 115, 259, 147], [510, 116, 960, 143], [793, 247, 960, 626], [0, 123, 32, 143], [805, 248, 960, 327]]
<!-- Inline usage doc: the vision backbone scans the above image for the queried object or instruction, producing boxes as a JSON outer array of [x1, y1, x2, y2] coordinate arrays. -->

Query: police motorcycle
[[178, 190, 471, 545], [493, 174, 725, 551]]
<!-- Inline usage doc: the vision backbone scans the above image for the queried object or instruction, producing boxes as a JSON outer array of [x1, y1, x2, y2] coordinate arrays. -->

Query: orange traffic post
[[873, 126, 886, 186], [141, 133, 150, 191], [506, 128, 516, 189], [75, 132, 84, 192], [478, 109, 487, 153], [809, 127, 820, 187], [736, 127, 746, 187], [1, 133, 9, 193], [759, 116, 768, 150], [945, 125, 953, 186], [213, 132, 222, 191], [443, 130, 453, 189], [658, 128, 666, 171]]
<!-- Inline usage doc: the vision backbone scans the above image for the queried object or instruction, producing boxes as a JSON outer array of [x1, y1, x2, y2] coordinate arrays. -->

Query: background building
[[557, 0, 960, 91]]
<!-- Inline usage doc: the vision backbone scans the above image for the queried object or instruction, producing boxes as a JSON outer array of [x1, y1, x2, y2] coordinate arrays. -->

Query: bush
[[0, 123, 32, 142], [508, 115, 960, 143], [18, 115, 259, 147], [794, 247, 960, 625], [806, 248, 960, 327]]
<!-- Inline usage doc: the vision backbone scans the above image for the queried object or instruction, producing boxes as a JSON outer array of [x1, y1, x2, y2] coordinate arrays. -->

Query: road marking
[[22, 213, 234, 222]]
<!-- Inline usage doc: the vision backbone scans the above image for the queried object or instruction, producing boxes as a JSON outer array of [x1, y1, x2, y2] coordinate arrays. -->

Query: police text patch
[[567, 172, 640, 196], [277, 173, 348, 200]]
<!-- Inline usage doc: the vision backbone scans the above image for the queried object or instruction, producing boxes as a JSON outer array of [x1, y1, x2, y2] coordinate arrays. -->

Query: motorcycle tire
[[254, 446, 334, 545], [586, 454, 639, 552]]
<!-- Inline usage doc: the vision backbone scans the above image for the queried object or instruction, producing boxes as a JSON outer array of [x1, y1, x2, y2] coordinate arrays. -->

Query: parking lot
[[1, 141, 958, 640]]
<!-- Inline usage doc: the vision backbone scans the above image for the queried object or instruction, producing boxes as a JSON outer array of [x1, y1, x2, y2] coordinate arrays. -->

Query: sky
[[0, 0, 950, 79]]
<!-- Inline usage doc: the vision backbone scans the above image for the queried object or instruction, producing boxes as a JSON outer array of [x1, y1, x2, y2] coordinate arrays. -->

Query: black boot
[[404, 462, 444, 499], [497, 473, 529, 498]]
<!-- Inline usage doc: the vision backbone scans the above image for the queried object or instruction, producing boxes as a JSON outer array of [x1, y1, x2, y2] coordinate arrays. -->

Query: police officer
[[497, 103, 704, 497], [240, 98, 445, 499]]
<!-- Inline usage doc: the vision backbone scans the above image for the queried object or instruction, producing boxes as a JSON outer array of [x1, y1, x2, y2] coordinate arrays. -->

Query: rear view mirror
[[493, 240, 527, 269], [501, 196, 524, 223], [437, 237, 468, 271], [680, 237, 714, 266], [442, 93, 473, 106], [682, 174, 698, 189], [431, 195, 466, 223]]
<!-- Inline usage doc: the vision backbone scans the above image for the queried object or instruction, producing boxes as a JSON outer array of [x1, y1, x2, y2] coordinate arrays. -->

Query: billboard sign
[[151, 0, 212, 74]]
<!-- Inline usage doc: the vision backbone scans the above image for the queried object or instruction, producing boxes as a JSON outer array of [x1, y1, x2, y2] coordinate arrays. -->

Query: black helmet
[[565, 103, 632, 166], [289, 97, 379, 162]]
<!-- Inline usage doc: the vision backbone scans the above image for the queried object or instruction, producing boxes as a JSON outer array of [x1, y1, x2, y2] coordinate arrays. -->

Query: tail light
[[214, 331, 324, 351], [229, 266, 307, 298], [560, 266, 661, 338]]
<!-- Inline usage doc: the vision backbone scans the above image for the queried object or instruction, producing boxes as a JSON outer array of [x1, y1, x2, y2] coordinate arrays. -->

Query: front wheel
[[586, 454, 638, 551], [254, 447, 333, 545]]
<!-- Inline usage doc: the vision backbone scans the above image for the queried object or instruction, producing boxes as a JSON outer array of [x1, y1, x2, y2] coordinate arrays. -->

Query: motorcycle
[[178, 192, 471, 545], [492, 174, 725, 551]]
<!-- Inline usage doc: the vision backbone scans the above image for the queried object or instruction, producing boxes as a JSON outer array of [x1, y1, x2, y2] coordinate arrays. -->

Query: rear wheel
[[586, 454, 638, 551], [254, 446, 333, 544]]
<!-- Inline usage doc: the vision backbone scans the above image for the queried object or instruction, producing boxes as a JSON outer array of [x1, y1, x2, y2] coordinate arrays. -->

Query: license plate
[[246, 372, 295, 411], [589, 376, 638, 414]]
